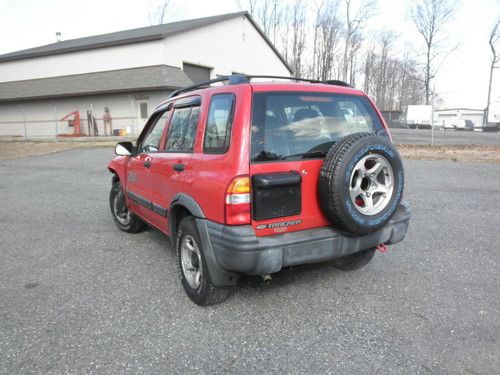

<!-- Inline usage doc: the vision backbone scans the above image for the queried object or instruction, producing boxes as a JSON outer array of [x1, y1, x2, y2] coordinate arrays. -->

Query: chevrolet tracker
[[108, 75, 411, 306]]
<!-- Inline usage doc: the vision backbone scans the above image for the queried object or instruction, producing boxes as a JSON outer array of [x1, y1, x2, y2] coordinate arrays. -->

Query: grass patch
[[396, 144, 500, 163]]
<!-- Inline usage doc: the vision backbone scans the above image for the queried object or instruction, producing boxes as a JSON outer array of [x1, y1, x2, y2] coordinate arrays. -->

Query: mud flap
[[195, 218, 240, 287]]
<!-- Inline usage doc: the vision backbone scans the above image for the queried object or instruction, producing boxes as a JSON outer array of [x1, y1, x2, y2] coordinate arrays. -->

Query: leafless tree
[[341, 0, 375, 83], [485, 17, 500, 124], [276, 0, 307, 76], [348, 31, 362, 85], [290, 0, 307, 76], [410, 0, 454, 105], [363, 46, 374, 93], [257, 0, 283, 45], [311, 0, 343, 80], [149, 0, 181, 25], [373, 31, 395, 109], [236, 0, 258, 14], [311, 0, 326, 79], [237, 0, 286, 63], [361, 34, 426, 112]]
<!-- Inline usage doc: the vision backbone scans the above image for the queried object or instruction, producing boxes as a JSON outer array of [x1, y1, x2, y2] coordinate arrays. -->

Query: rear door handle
[[143, 161, 152, 168], [173, 163, 185, 172]]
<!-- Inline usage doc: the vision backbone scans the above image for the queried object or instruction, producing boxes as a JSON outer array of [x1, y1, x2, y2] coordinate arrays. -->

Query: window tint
[[165, 106, 200, 152], [203, 94, 235, 154], [251, 93, 383, 162], [139, 111, 169, 153]]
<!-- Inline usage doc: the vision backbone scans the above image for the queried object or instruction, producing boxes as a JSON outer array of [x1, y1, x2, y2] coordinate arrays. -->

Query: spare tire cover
[[318, 132, 404, 236]]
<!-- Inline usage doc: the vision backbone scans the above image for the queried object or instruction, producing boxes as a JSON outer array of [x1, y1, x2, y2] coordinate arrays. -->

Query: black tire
[[318, 132, 404, 236], [176, 217, 231, 306], [332, 248, 376, 270], [109, 181, 146, 233]]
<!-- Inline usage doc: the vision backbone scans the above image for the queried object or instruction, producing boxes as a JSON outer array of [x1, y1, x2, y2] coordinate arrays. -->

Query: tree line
[[237, 0, 458, 111], [149, 0, 499, 114]]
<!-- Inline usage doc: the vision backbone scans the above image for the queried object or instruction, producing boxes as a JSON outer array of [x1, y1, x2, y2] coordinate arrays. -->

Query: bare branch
[[409, 0, 455, 104]]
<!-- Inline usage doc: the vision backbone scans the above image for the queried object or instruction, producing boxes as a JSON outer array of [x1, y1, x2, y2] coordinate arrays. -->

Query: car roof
[[248, 82, 364, 95], [155, 81, 365, 110]]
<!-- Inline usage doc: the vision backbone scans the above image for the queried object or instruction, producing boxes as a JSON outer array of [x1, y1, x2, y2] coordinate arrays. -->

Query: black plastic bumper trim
[[205, 201, 411, 275], [127, 190, 167, 217]]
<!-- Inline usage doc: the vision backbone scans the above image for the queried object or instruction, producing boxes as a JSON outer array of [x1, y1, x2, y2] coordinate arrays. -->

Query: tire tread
[[318, 132, 403, 235]]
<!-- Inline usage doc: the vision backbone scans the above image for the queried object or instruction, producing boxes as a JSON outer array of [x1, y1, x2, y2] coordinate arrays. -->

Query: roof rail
[[324, 79, 353, 88], [168, 74, 249, 98], [168, 74, 353, 99], [246, 75, 353, 88]]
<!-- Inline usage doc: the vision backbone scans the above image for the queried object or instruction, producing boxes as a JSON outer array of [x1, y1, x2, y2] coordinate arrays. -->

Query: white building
[[0, 11, 291, 137], [434, 108, 485, 128]]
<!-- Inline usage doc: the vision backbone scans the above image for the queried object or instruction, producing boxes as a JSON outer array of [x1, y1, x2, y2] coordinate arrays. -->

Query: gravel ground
[[0, 148, 498, 374]]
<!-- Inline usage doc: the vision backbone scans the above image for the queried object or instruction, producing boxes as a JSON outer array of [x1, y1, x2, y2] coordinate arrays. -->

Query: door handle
[[143, 161, 152, 168], [173, 163, 185, 172]]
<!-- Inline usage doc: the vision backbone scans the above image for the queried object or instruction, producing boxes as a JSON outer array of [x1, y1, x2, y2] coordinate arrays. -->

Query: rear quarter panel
[[182, 84, 252, 224]]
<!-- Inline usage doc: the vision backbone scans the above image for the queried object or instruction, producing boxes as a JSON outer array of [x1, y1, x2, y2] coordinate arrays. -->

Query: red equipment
[[59, 111, 84, 137]]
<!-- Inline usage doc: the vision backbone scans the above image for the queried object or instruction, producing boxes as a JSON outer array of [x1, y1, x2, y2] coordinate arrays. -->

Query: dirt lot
[[397, 144, 500, 163], [0, 141, 116, 160], [1, 140, 499, 163]]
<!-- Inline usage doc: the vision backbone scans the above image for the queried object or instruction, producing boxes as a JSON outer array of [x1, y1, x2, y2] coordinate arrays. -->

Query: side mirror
[[115, 142, 134, 156]]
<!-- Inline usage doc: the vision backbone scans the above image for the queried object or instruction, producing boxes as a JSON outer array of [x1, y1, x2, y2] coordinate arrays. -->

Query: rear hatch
[[249, 89, 386, 236]]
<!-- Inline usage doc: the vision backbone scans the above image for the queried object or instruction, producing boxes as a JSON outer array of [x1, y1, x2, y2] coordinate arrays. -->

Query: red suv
[[108, 75, 410, 305]]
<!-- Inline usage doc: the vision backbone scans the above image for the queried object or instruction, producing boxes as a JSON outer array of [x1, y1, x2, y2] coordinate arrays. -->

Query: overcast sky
[[0, 0, 499, 109]]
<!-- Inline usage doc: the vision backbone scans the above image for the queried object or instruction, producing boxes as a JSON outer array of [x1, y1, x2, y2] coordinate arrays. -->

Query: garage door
[[183, 63, 211, 84]]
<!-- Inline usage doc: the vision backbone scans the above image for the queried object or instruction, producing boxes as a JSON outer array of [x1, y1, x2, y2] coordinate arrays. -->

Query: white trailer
[[406, 105, 433, 129]]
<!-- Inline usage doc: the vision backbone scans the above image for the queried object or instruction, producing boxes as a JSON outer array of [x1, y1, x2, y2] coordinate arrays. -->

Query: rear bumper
[[204, 202, 410, 278]]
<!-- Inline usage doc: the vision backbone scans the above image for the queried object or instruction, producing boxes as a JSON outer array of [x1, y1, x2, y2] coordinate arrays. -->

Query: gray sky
[[0, 0, 499, 109]]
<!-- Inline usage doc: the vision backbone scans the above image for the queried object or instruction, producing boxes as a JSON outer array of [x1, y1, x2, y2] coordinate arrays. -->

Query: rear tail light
[[225, 176, 251, 225]]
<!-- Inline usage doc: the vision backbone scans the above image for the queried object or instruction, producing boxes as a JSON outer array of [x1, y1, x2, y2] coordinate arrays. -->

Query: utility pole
[[485, 18, 500, 126]]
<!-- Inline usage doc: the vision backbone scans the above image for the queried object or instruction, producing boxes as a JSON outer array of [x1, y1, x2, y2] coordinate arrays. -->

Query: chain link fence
[[1, 104, 500, 147], [386, 120, 500, 147], [0, 104, 142, 140]]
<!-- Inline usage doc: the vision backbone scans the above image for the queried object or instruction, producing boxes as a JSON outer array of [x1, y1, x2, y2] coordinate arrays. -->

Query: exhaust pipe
[[261, 274, 272, 285]]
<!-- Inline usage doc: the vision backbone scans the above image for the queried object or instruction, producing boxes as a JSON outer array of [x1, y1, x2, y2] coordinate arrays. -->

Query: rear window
[[251, 92, 384, 162]]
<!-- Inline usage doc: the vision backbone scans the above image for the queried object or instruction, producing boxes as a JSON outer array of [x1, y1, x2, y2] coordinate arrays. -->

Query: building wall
[[435, 109, 484, 127], [0, 15, 290, 83], [0, 40, 167, 83], [161, 15, 290, 77], [0, 15, 290, 137], [0, 91, 169, 137]]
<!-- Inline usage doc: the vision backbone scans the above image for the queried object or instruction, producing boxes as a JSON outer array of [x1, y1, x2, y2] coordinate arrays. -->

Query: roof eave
[[0, 35, 164, 63], [0, 86, 180, 103], [242, 13, 293, 75]]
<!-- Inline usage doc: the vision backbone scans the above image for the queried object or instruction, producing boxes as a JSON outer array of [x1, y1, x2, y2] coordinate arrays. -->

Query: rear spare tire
[[318, 132, 404, 236]]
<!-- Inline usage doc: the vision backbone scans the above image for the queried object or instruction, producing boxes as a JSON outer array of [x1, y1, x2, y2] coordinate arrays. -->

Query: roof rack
[[168, 74, 353, 99], [168, 75, 248, 98], [245, 75, 353, 88]]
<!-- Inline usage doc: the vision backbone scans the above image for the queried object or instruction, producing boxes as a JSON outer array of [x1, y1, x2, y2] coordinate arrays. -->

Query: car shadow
[[141, 225, 360, 302], [238, 261, 344, 290]]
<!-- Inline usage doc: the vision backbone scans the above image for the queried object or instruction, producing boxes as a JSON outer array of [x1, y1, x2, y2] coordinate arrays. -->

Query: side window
[[138, 111, 169, 153], [165, 106, 200, 152], [203, 94, 235, 154]]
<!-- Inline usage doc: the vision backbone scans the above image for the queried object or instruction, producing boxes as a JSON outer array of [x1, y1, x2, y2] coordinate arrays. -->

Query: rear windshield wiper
[[282, 151, 326, 160]]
